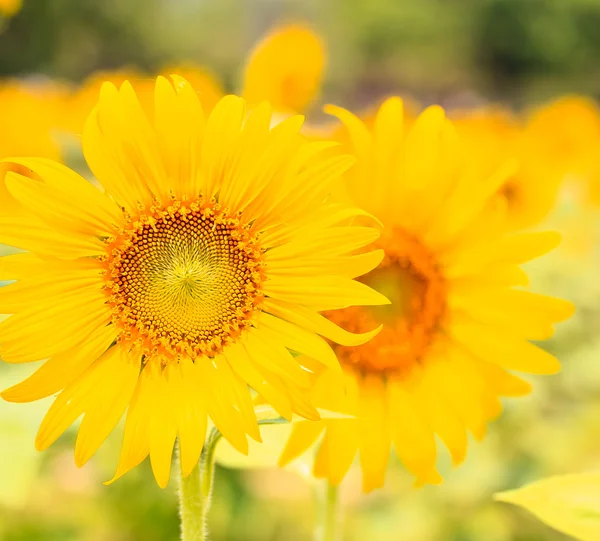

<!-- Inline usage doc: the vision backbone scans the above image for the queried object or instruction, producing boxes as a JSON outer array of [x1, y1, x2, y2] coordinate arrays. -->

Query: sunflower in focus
[[0, 76, 388, 488], [453, 107, 563, 230], [277, 98, 574, 492], [60, 66, 224, 135]]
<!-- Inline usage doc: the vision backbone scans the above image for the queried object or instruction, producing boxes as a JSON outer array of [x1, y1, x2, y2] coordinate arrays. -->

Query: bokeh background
[[2, 0, 600, 540]]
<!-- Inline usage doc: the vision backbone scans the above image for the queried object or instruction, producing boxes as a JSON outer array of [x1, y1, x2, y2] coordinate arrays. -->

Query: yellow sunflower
[[0, 82, 62, 216], [59, 66, 224, 135], [60, 23, 324, 137], [525, 95, 600, 181], [242, 23, 325, 114], [276, 98, 574, 492], [453, 107, 563, 230], [0, 76, 388, 488], [0, 0, 21, 17]]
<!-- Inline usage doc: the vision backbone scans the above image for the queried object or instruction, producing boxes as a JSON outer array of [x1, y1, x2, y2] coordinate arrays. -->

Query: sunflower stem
[[178, 433, 220, 541], [316, 481, 342, 541]]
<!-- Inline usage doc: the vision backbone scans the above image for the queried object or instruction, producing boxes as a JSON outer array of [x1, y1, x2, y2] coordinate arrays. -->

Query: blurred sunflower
[[525, 96, 600, 181], [60, 23, 325, 136], [0, 82, 62, 215], [242, 23, 325, 114], [0, 76, 387, 488], [276, 98, 574, 492], [0, 0, 21, 17], [453, 108, 563, 230], [525, 96, 600, 206]]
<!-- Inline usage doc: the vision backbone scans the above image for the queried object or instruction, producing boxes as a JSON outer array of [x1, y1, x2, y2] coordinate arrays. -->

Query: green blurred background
[[4, 0, 600, 106], [2, 0, 600, 540]]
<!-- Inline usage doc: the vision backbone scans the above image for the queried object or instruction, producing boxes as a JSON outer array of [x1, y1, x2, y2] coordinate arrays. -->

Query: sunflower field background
[[2, 1, 600, 540]]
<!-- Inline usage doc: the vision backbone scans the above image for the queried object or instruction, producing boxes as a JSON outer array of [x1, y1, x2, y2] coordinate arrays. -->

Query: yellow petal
[[257, 312, 340, 372], [450, 321, 561, 375], [0, 215, 105, 258], [357, 374, 391, 492], [75, 347, 141, 467], [387, 377, 441, 486], [1, 323, 117, 403], [107, 361, 160, 485], [35, 345, 132, 452], [224, 341, 292, 421], [1, 158, 121, 235], [264, 276, 389, 311], [175, 359, 209, 477], [263, 298, 382, 347], [280, 421, 325, 466]]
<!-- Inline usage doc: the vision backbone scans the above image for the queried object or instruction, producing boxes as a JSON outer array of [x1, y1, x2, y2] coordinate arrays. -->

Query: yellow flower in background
[[242, 23, 325, 114], [525, 95, 600, 206], [0, 83, 61, 161], [0, 82, 62, 216], [277, 98, 574, 492], [453, 108, 563, 230], [0, 76, 387, 488], [59, 23, 325, 138], [526, 95, 600, 181], [0, 0, 21, 17]]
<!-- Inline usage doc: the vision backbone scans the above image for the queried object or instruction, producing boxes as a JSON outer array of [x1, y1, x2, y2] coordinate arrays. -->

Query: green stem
[[178, 432, 221, 541], [316, 482, 342, 541], [177, 410, 293, 540]]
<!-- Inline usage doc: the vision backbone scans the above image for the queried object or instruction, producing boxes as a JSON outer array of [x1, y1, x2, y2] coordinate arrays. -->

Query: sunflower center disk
[[330, 229, 446, 376], [104, 202, 264, 360]]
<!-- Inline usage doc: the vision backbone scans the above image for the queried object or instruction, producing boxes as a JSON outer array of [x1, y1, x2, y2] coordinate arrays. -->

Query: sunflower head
[[0, 76, 387, 487], [278, 98, 574, 492], [242, 23, 326, 114], [0, 0, 21, 17]]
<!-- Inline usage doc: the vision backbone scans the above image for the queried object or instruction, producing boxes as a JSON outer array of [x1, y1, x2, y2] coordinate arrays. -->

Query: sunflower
[[60, 24, 324, 138], [0, 76, 388, 488], [525, 95, 600, 182], [0, 81, 62, 216], [522, 96, 600, 221], [276, 98, 574, 492], [242, 23, 325, 114], [0, 0, 21, 17], [59, 66, 224, 136], [453, 107, 563, 230]]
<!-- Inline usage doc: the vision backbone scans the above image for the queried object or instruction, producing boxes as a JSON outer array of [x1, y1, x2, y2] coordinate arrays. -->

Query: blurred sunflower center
[[330, 229, 446, 375], [104, 200, 264, 360]]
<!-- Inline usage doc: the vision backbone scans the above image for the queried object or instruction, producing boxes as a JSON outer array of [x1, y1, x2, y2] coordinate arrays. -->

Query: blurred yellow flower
[[526, 96, 600, 181], [0, 83, 61, 160], [0, 0, 21, 17], [277, 98, 574, 492], [453, 108, 563, 230], [0, 76, 387, 488], [59, 23, 325, 137], [242, 23, 325, 114], [525, 96, 600, 207], [0, 82, 62, 216]]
